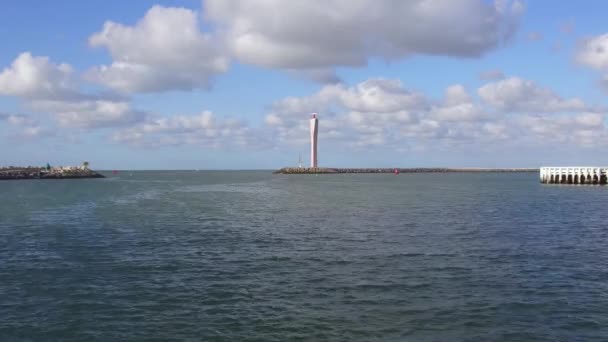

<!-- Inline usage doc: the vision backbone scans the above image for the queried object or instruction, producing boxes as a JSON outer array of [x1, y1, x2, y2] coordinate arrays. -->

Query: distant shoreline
[[274, 167, 539, 174]]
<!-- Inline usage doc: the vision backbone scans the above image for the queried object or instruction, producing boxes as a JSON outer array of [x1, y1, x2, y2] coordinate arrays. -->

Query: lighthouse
[[310, 113, 318, 168]]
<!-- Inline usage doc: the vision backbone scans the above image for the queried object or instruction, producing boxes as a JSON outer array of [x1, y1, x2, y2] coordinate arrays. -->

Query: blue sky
[[1, 0, 608, 169]]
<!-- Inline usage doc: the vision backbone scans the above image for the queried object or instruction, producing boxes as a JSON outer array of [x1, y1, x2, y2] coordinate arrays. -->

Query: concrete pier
[[540, 167, 608, 185]]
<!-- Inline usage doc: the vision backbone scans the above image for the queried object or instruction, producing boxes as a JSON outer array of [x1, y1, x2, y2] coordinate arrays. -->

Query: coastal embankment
[[0, 167, 105, 180], [274, 167, 538, 174]]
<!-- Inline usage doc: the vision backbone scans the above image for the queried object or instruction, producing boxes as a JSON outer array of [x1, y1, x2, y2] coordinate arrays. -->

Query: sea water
[[1, 171, 608, 341]]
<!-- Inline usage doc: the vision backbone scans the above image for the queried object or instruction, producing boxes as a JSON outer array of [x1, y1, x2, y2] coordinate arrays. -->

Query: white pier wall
[[540, 167, 608, 185]]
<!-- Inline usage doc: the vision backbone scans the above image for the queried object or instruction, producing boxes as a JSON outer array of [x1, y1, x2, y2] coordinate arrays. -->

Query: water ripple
[[1, 171, 608, 340]]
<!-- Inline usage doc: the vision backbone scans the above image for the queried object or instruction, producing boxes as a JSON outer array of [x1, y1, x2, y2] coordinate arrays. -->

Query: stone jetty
[[274, 167, 537, 174], [0, 165, 104, 180]]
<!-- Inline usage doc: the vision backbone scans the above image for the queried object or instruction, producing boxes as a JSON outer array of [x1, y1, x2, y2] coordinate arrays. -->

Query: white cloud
[[482, 122, 509, 140], [0, 53, 147, 128], [88, 5, 229, 93], [0, 112, 48, 139], [265, 79, 458, 148], [0, 52, 79, 100], [269, 79, 427, 120], [81, 0, 524, 92], [336, 79, 426, 113], [430, 103, 485, 122], [111, 111, 260, 148], [477, 77, 587, 112], [401, 119, 443, 139], [13, 124, 51, 139], [574, 112, 604, 127], [576, 33, 608, 70], [30, 100, 146, 128], [206, 0, 523, 73], [429, 85, 486, 122], [576, 33, 608, 93], [444, 85, 472, 106], [264, 113, 283, 126], [264, 77, 607, 151], [513, 112, 607, 146], [0, 113, 32, 125], [8, 115, 35, 127]]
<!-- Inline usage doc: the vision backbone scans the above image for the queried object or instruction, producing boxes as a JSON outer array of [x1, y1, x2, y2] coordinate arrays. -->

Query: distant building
[[310, 113, 319, 168]]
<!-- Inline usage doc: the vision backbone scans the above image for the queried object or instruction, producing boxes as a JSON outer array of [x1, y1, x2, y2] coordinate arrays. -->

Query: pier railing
[[540, 167, 608, 185]]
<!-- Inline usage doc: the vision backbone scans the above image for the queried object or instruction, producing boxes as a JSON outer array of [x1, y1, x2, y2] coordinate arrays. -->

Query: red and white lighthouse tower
[[310, 113, 319, 168]]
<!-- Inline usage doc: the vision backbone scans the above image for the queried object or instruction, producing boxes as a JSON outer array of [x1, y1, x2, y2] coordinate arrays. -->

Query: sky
[[1, 0, 608, 169]]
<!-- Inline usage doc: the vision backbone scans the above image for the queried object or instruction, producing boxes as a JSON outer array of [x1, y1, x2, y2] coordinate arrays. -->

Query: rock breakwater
[[0, 167, 105, 180], [274, 167, 538, 174]]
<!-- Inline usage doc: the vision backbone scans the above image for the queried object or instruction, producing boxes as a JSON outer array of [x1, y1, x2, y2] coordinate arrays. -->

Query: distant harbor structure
[[0, 162, 104, 180], [540, 167, 608, 184], [310, 113, 319, 168]]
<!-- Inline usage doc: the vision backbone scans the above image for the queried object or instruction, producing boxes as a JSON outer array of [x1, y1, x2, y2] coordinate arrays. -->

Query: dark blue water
[[1, 171, 608, 341]]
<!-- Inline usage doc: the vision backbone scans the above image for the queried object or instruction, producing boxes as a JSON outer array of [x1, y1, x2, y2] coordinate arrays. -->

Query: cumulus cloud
[[429, 85, 486, 122], [576, 33, 608, 93], [477, 77, 587, 112], [517, 113, 603, 136], [87, 6, 229, 93], [264, 77, 607, 151], [265, 79, 489, 149], [0, 52, 147, 128], [3, 114, 36, 127], [514, 112, 607, 146], [0, 112, 31, 125], [0, 52, 80, 100], [111, 110, 260, 148], [444, 84, 472, 106], [338, 79, 427, 113], [0, 50, 253, 146], [576, 33, 608, 70], [206, 0, 523, 74], [19, 126, 47, 138], [30, 100, 146, 128], [269, 78, 426, 116], [0, 112, 48, 139], [79, 0, 524, 93]]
